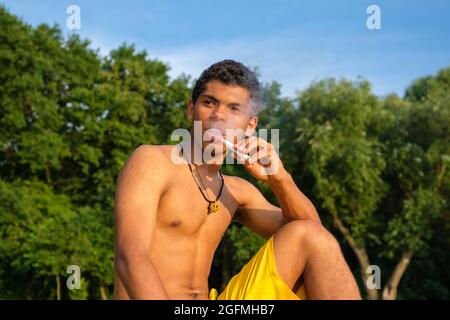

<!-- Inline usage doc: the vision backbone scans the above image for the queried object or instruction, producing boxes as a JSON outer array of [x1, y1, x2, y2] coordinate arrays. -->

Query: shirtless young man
[[113, 60, 361, 300]]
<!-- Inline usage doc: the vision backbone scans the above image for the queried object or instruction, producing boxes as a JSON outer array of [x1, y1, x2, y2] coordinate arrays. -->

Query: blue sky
[[2, 0, 449, 98]]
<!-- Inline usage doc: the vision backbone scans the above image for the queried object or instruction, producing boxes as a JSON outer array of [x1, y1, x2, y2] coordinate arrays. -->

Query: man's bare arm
[[267, 170, 321, 224], [234, 135, 320, 224], [114, 145, 170, 299], [233, 173, 321, 238], [233, 177, 286, 239]]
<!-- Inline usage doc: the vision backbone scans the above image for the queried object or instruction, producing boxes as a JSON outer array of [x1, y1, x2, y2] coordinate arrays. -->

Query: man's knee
[[277, 220, 341, 252]]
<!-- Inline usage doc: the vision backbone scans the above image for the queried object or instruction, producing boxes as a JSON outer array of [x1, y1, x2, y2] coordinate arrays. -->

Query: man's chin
[[202, 147, 228, 164], [201, 140, 225, 150]]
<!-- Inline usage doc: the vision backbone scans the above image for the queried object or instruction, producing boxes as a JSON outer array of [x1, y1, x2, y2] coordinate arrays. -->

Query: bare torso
[[113, 145, 242, 299]]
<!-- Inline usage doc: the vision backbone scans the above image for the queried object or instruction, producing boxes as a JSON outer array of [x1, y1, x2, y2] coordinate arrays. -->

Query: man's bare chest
[[156, 174, 240, 238]]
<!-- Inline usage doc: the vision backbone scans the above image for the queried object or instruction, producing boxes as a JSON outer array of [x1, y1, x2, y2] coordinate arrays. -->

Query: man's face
[[187, 80, 258, 154]]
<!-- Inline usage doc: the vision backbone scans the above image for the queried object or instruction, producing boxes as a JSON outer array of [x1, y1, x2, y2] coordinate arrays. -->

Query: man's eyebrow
[[200, 94, 220, 103], [200, 94, 243, 107]]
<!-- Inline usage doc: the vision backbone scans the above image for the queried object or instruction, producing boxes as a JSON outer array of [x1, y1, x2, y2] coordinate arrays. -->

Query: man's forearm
[[116, 255, 169, 299], [268, 170, 321, 223]]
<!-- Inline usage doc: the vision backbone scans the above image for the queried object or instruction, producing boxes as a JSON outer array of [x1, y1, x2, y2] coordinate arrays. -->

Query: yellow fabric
[[209, 235, 306, 300]]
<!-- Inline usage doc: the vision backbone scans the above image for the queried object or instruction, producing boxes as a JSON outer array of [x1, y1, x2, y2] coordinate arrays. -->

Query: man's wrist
[[267, 167, 291, 186]]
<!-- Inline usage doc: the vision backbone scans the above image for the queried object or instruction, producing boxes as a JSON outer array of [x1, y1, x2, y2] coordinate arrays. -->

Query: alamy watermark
[[366, 265, 381, 290], [366, 5, 382, 30], [66, 5, 81, 30], [66, 265, 81, 290], [169, 121, 281, 176]]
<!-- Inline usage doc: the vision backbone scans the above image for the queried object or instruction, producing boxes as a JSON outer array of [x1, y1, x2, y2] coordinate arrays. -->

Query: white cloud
[[151, 33, 337, 98], [84, 29, 419, 98]]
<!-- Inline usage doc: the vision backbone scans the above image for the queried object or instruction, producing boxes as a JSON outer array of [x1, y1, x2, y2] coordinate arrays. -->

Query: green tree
[[292, 75, 448, 299], [0, 6, 191, 299], [293, 78, 386, 299]]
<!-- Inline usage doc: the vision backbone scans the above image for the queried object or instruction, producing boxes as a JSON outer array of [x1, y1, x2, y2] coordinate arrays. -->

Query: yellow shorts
[[209, 235, 306, 300]]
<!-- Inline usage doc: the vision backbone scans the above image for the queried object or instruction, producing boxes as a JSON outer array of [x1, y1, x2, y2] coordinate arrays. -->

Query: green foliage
[[294, 79, 387, 246], [0, 6, 190, 299], [383, 188, 444, 259]]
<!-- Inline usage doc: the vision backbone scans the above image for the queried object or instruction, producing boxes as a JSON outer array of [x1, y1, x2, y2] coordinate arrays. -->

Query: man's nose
[[210, 104, 228, 119]]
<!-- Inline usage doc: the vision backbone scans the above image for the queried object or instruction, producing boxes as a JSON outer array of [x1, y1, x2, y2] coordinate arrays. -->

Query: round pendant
[[209, 201, 219, 214]]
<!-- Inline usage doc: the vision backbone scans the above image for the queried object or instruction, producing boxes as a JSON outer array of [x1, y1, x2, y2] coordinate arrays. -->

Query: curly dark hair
[[191, 59, 264, 116]]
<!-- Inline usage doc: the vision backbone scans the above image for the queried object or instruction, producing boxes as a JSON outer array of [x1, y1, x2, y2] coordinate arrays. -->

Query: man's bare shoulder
[[221, 175, 258, 202], [118, 144, 174, 187], [115, 145, 173, 214], [151, 144, 181, 162], [129, 144, 178, 164], [127, 144, 170, 166], [222, 174, 249, 187]]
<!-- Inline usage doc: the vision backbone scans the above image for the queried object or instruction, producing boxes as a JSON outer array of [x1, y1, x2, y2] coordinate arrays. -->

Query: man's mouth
[[204, 128, 226, 142], [203, 128, 250, 160]]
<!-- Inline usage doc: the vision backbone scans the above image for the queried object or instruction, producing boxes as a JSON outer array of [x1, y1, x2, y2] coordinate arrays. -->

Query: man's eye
[[204, 100, 212, 105]]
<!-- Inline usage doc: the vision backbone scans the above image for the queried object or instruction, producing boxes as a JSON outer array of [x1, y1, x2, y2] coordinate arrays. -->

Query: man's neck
[[182, 137, 224, 178]]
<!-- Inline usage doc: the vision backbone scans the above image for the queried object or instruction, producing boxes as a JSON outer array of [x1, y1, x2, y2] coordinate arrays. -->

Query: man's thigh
[[272, 220, 321, 290]]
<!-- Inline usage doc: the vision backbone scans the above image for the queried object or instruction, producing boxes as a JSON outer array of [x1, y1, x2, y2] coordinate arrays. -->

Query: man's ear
[[187, 100, 194, 121], [245, 116, 258, 136]]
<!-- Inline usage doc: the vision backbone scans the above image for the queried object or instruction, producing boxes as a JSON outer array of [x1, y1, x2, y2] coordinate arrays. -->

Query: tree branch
[[330, 211, 379, 300], [382, 246, 416, 300]]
